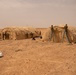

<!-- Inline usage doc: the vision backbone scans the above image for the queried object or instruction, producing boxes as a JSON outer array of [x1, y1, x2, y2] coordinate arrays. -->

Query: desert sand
[[0, 28, 76, 75]]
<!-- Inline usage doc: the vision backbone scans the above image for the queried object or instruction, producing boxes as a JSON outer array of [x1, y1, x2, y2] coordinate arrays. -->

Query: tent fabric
[[42, 26, 76, 43], [0, 29, 2, 39], [0, 27, 41, 40]]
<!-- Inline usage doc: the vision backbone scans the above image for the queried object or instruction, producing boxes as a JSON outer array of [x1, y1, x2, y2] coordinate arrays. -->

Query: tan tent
[[1, 27, 41, 40], [42, 24, 76, 43]]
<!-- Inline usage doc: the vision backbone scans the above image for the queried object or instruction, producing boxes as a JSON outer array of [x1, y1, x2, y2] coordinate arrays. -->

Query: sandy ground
[[0, 38, 76, 75]]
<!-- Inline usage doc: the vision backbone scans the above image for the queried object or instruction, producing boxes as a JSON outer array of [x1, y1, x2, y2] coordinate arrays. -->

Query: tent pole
[[50, 25, 54, 42], [63, 24, 71, 43]]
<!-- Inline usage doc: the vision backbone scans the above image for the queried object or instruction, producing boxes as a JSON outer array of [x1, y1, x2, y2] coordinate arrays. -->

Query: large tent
[[42, 24, 76, 43], [0, 27, 41, 40]]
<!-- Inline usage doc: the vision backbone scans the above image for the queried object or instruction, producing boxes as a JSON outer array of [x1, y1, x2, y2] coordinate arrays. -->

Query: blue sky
[[0, 0, 76, 28]]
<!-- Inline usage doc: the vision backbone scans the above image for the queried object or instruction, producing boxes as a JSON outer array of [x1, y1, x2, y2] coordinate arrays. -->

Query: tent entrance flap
[[3, 32, 10, 40], [5, 33, 9, 39]]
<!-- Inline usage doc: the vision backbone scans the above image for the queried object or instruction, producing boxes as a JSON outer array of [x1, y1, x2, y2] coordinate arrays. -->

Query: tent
[[42, 24, 76, 43], [1, 27, 41, 40]]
